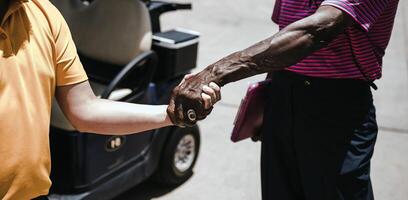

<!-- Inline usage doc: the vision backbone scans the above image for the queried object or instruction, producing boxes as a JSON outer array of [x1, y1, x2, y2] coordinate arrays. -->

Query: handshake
[[167, 73, 221, 127]]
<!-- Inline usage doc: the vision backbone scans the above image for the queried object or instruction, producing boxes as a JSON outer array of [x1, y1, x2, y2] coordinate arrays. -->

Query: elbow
[[304, 19, 339, 48], [73, 121, 92, 133], [66, 109, 96, 133], [69, 115, 93, 133], [306, 8, 351, 47]]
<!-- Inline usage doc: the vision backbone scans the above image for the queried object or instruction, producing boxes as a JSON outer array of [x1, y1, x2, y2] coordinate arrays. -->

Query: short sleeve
[[321, 0, 391, 32], [271, 0, 282, 24], [49, 4, 88, 86]]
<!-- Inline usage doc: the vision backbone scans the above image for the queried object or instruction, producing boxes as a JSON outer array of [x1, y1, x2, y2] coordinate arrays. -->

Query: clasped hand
[[167, 73, 221, 127]]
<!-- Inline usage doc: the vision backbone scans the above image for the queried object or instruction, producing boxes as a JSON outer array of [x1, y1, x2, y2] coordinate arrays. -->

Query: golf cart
[[48, 0, 201, 199]]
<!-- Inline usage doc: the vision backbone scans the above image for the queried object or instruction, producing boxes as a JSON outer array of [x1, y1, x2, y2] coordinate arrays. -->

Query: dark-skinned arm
[[168, 6, 354, 126], [195, 6, 352, 86]]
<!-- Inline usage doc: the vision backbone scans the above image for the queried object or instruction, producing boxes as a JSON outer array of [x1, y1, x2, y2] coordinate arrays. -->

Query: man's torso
[[1, 0, 57, 199]]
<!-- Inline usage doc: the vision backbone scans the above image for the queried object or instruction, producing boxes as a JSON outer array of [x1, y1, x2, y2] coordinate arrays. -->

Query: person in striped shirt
[[167, 0, 400, 199]]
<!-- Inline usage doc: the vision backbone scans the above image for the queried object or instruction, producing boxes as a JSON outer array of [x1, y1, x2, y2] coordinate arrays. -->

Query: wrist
[[199, 64, 224, 87], [164, 114, 173, 126], [202, 51, 256, 87], [159, 105, 174, 126]]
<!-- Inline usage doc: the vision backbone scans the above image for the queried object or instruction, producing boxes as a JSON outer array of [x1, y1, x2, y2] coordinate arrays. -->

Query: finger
[[178, 75, 188, 86], [209, 82, 221, 101], [167, 88, 180, 126], [184, 73, 194, 80], [176, 101, 185, 127], [166, 106, 176, 125], [202, 85, 217, 104], [178, 74, 194, 86], [201, 93, 212, 109]]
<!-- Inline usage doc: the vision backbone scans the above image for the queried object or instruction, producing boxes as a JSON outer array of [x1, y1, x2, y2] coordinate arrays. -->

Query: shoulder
[[28, 0, 68, 37], [30, 0, 60, 14]]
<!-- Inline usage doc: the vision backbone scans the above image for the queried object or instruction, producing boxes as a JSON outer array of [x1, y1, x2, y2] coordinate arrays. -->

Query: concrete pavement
[[119, 0, 408, 199]]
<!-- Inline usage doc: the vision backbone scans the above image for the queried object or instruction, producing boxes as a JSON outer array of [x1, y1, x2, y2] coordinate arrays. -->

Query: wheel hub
[[174, 134, 196, 173]]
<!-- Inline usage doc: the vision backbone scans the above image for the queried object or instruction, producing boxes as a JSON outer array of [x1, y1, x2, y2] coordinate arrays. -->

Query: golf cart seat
[[51, 0, 152, 65], [50, 0, 157, 131]]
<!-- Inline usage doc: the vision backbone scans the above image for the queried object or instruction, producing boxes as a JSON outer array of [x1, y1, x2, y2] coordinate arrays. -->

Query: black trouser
[[261, 71, 377, 200]]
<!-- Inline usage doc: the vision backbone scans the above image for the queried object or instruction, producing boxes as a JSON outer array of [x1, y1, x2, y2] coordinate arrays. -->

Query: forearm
[[199, 6, 351, 86], [57, 81, 174, 134], [72, 99, 172, 135]]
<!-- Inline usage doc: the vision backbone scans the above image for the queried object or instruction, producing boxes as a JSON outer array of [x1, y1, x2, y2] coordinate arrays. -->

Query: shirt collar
[[1, 0, 29, 25]]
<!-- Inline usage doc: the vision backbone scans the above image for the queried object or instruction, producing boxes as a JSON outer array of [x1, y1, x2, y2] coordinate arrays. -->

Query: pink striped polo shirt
[[273, 0, 400, 80]]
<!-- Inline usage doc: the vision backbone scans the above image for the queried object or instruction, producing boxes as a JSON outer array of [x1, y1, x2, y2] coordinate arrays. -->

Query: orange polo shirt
[[0, 0, 88, 199]]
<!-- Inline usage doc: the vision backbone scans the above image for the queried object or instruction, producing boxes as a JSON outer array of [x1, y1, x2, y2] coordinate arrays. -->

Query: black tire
[[152, 125, 200, 186]]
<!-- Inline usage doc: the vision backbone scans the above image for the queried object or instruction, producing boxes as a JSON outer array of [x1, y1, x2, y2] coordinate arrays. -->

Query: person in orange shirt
[[0, 0, 221, 199]]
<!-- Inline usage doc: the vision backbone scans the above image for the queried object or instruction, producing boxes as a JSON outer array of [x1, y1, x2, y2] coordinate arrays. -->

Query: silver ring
[[187, 109, 197, 121]]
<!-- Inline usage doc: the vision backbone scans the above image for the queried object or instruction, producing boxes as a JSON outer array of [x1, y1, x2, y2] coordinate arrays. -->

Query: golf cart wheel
[[153, 125, 200, 186]]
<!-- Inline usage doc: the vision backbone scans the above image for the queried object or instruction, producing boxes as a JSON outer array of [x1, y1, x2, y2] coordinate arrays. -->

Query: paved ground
[[118, 0, 408, 199]]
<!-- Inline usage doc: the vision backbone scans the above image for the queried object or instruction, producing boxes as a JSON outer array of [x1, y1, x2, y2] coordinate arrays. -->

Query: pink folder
[[231, 80, 271, 142]]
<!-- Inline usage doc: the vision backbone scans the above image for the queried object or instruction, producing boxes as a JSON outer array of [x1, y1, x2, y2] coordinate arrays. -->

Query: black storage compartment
[[49, 128, 154, 193], [152, 29, 199, 82]]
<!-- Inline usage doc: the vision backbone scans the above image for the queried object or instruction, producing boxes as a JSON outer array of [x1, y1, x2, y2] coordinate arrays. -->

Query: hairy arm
[[56, 81, 173, 135], [168, 6, 354, 125]]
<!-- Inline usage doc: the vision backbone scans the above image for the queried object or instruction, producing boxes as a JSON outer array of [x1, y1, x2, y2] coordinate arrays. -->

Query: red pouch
[[231, 79, 270, 142]]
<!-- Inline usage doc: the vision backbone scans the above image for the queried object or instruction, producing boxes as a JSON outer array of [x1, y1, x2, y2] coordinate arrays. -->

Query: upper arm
[[280, 5, 353, 50], [308, 5, 353, 43], [290, 0, 392, 43], [321, 0, 392, 32], [55, 81, 96, 123]]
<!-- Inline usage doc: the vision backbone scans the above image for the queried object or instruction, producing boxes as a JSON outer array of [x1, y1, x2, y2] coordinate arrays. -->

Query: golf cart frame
[[48, 1, 201, 199]]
